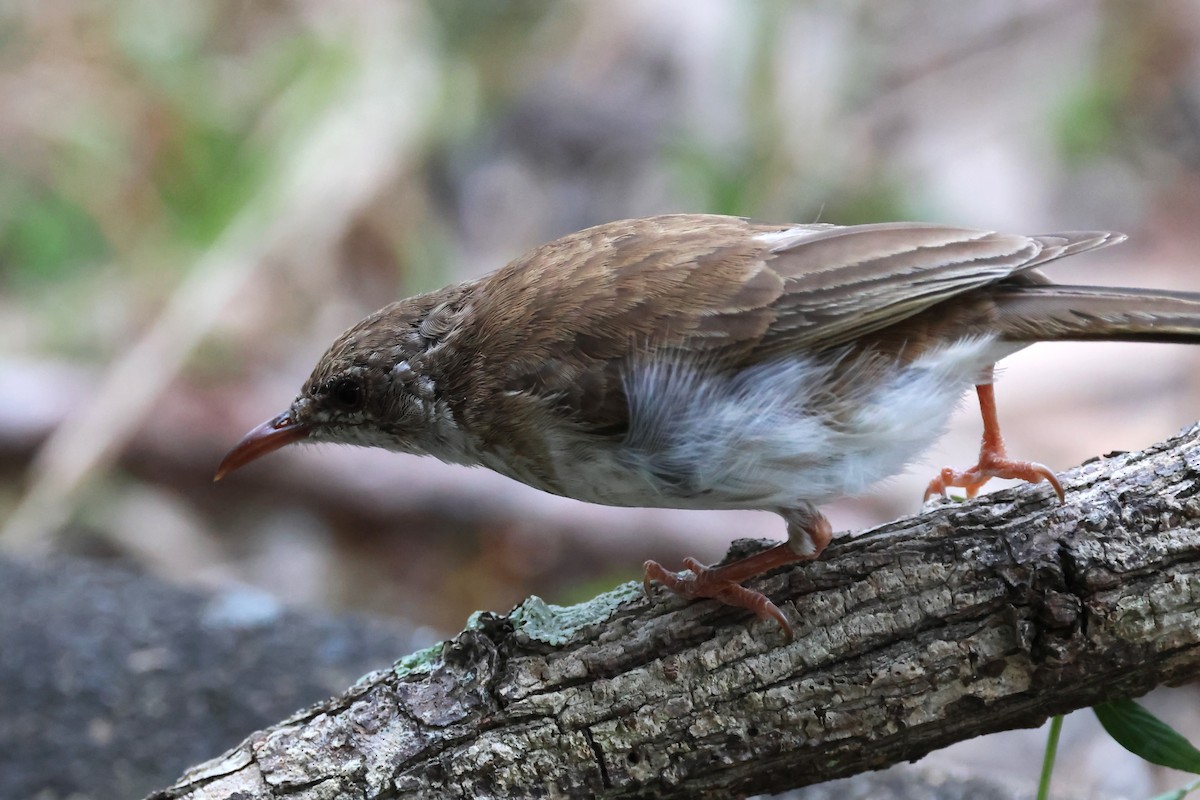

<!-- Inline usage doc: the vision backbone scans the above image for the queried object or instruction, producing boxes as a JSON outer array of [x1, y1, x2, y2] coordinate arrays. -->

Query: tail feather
[[994, 285, 1200, 344], [1027, 231, 1128, 267]]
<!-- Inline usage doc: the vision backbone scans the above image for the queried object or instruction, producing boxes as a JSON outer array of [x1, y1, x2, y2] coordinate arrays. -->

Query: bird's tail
[[994, 285, 1200, 345]]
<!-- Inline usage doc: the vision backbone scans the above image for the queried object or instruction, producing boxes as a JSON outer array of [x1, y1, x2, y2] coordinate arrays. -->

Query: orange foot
[[924, 453, 1063, 502], [925, 382, 1065, 503], [643, 541, 806, 640]]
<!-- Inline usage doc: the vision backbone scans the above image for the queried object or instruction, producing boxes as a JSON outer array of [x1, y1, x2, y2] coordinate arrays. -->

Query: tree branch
[[149, 424, 1200, 800]]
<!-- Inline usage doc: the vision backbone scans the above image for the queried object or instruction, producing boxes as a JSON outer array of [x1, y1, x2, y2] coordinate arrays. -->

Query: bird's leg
[[924, 380, 1064, 502], [643, 505, 833, 640]]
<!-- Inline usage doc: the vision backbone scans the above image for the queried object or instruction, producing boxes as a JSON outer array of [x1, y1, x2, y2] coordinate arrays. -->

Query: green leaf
[[1094, 698, 1200, 774], [1148, 776, 1200, 800]]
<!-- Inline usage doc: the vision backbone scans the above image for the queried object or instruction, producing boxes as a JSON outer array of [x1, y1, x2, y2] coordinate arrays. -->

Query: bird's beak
[[214, 411, 311, 481]]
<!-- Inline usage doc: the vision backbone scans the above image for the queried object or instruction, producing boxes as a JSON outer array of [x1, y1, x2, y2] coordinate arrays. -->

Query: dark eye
[[327, 377, 365, 412]]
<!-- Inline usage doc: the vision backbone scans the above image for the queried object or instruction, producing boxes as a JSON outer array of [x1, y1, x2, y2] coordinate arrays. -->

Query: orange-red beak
[[214, 411, 311, 481]]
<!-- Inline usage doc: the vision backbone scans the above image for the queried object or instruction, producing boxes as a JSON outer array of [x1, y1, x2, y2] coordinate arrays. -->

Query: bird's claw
[[924, 458, 1064, 503], [643, 558, 794, 640]]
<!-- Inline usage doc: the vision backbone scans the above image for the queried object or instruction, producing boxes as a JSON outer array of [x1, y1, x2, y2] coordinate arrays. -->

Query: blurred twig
[[1, 4, 439, 552]]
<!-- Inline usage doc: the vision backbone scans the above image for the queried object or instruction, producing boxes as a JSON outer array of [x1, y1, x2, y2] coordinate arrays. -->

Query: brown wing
[[455, 214, 1117, 441]]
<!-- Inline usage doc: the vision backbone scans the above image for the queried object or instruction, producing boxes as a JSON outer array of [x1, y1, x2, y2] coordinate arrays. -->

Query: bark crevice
[[150, 424, 1200, 800]]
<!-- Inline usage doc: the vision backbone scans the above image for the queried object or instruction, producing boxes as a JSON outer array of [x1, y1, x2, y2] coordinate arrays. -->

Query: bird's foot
[[928, 382, 1066, 504], [924, 453, 1064, 503], [643, 542, 802, 640]]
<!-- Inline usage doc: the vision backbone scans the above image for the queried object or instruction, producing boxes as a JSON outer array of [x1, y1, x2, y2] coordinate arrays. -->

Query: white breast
[[547, 337, 1015, 511]]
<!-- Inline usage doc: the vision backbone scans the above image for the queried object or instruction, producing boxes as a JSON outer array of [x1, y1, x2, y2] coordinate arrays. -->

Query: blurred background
[[3, 0, 1200, 796]]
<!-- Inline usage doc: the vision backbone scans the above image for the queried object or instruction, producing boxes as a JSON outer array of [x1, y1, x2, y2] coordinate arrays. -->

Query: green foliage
[[1037, 715, 1064, 800], [426, 0, 556, 108], [1095, 698, 1200, 774], [1041, 701, 1200, 800], [427, 0, 554, 57], [1051, 7, 1144, 167], [821, 180, 914, 227], [1054, 79, 1125, 165], [1150, 777, 1200, 800], [145, 37, 350, 248], [668, 141, 772, 219], [154, 120, 267, 246], [0, 180, 110, 288]]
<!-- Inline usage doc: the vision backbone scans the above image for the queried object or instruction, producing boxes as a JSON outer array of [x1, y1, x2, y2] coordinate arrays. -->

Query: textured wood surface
[[151, 424, 1200, 799]]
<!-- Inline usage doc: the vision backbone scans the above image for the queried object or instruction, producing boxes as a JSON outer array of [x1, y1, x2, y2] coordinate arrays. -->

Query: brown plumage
[[216, 214, 1200, 639]]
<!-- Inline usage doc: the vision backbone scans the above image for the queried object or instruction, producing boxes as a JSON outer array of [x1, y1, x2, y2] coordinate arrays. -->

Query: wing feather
[[457, 215, 1119, 440]]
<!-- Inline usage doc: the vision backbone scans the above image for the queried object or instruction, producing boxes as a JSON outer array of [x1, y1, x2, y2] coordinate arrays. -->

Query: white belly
[[547, 337, 1015, 511]]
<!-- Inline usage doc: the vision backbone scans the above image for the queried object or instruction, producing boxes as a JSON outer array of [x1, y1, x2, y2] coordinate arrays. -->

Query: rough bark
[[150, 424, 1200, 800]]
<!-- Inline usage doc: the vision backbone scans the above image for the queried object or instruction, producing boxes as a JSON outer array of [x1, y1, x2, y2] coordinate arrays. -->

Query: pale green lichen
[[391, 642, 445, 679], [464, 609, 490, 630], [508, 582, 643, 646]]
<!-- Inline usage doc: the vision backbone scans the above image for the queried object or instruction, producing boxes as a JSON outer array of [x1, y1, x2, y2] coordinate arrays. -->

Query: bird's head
[[215, 293, 465, 480]]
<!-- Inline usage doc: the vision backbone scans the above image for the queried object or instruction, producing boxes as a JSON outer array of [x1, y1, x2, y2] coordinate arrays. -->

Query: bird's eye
[[327, 377, 365, 412]]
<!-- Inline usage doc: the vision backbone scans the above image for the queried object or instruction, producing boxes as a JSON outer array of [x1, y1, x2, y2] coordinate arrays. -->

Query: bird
[[215, 214, 1200, 639]]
